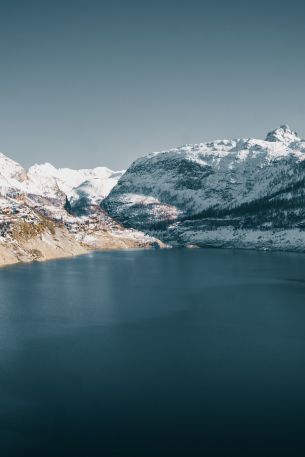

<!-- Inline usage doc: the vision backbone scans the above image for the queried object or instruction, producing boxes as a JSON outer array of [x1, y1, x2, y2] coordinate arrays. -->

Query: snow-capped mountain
[[0, 153, 27, 194], [27, 163, 124, 213], [2, 124, 305, 266], [0, 155, 159, 266], [0, 154, 124, 210], [27, 162, 124, 199], [104, 125, 305, 251]]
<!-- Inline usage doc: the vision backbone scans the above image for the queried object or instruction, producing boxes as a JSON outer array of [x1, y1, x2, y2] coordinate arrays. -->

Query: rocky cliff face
[[103, 126, 305, 251]]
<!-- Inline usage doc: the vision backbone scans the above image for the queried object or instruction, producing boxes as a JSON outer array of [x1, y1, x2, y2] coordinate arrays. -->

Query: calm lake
[[1, 248, 305, 456]]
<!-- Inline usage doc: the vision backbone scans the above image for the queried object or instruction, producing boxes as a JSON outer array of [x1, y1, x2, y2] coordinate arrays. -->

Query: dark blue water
[[1, 249, 305, 456]]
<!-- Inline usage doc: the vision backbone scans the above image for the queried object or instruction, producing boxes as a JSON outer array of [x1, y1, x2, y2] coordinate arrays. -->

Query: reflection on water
[[0, 249, 305, 456]]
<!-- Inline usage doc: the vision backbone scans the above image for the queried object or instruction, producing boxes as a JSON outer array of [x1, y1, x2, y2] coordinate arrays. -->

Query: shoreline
[[0, 225, 166, 269], [0, 244, 162, 270], [2, 241, 305, 271]]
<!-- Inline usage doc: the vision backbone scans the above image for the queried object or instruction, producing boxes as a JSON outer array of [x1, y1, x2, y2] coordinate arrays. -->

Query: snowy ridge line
[[103, 125, 305, 252]]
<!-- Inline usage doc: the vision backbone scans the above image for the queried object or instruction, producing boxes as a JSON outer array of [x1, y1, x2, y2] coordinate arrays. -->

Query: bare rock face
[[103, 126, 305, 251]]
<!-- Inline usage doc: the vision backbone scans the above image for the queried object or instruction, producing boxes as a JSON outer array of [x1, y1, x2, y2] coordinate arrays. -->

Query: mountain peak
[[265, 125, 300, 144]]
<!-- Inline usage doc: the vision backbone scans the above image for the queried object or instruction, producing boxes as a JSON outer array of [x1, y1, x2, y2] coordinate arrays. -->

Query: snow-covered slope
[[2, 125, 305, 260], [104, 125, 305, 251], [0, 153, 124, 211], [0, 153, 27, 194], [0, 155, 160, 266], [27, 163, 123, 199], [27, 163, 124, 213]]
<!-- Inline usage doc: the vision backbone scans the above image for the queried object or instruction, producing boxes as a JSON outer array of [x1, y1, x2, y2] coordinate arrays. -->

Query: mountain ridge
[[0, 153, 161, 267], [103, 125, 305, 252], [1, 124, 305, 267]]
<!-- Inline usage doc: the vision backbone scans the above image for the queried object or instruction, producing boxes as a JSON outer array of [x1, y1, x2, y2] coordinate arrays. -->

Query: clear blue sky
[[0, 0, 304, 170]]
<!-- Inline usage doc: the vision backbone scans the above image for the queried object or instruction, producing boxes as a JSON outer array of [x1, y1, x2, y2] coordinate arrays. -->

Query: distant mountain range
[[1, 124, 305, 266], [0, 154, 158, 266], [0, 154, 124, 208]]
